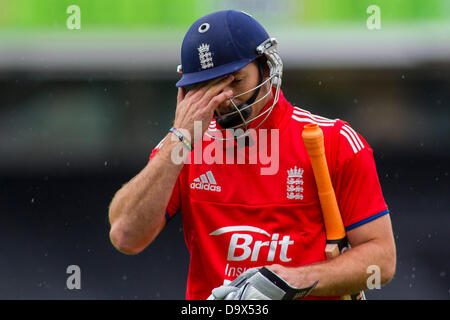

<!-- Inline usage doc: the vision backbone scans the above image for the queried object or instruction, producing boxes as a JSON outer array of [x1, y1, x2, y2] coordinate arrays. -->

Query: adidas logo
[[190, 170, 221, 192]]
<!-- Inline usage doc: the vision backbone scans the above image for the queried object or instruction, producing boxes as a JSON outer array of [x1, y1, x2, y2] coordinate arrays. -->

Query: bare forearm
[[300, 239, 395, 296], [304, 217, 397, 297], [267, 237, 395, 297], [109, 134, 184, 254]]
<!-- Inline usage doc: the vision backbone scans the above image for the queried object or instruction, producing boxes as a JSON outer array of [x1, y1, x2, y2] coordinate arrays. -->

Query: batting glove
[[207, 267, 318, 300]]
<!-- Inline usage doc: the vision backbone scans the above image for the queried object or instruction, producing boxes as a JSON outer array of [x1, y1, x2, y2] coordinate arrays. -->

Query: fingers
[[184, 78, 217, 100], [202, 75, 235, 102], [205, 89, 234, 113], [188, 74, 234, 102]]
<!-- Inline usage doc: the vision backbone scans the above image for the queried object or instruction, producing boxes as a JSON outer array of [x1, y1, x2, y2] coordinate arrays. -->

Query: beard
[[214, 99, 239, 118], [214, 103, 253, 129], [214, 108, 235, 118]]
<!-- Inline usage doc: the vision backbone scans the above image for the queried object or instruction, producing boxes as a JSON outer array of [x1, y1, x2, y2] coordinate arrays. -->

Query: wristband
[[169, 127, 193, 151]]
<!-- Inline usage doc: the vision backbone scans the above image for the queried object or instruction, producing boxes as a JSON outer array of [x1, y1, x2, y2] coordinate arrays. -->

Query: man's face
[[190, 61, 273, 127]]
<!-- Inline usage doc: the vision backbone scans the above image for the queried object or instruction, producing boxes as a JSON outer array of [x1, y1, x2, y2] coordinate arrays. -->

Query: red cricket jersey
[[149, 89, 389, 300]]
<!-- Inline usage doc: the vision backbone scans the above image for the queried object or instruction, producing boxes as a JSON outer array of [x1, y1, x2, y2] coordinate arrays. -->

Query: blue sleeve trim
[[165, 210, 181, 223], [345, 209, 389, 231]]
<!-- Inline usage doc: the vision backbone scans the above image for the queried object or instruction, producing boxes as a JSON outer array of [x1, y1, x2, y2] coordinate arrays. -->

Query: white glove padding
[[207, 267, 318, 300]]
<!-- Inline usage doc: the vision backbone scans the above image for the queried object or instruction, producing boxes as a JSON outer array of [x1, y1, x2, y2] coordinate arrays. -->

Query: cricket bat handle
[[302, 123, 362, 300], [302, 123, 346, 241]]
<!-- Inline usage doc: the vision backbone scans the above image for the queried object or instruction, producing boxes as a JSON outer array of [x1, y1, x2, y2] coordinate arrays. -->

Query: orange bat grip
[[302, 123, 346, 241]]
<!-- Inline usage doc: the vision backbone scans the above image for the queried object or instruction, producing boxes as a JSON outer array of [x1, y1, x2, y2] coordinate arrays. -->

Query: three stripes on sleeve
[[292, 106, 365, 155]]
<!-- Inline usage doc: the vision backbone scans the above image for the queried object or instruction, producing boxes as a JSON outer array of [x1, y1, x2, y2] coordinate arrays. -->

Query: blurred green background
[[1, 0, 450, 28], [0, 0, 448, 300], [1, 0, 449, 71]]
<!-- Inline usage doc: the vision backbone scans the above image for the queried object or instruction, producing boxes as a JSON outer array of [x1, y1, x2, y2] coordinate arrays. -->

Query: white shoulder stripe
[[292, 115, 315, 124], [343, 125, 364, 149], [292, 108, 336, 127], [340, 125, 365, 154], [341, 125, 362, 151], [293, 111, 335, 124], [340, 130, 358, 154], [292, 115, 335, 126], [293, 107, 336, 122]]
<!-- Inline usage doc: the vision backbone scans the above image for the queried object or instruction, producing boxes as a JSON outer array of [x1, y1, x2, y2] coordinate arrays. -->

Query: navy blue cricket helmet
[[176, 10, 270, 87], [175, 10, 283, 132]]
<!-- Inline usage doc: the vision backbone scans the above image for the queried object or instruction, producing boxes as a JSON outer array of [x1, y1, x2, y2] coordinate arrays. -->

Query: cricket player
[[108, 10, 396, 300]]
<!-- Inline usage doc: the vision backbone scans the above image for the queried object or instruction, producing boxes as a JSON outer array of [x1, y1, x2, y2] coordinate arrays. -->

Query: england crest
[[286, 166, 304, 200], [198, 43, 214, 69]]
